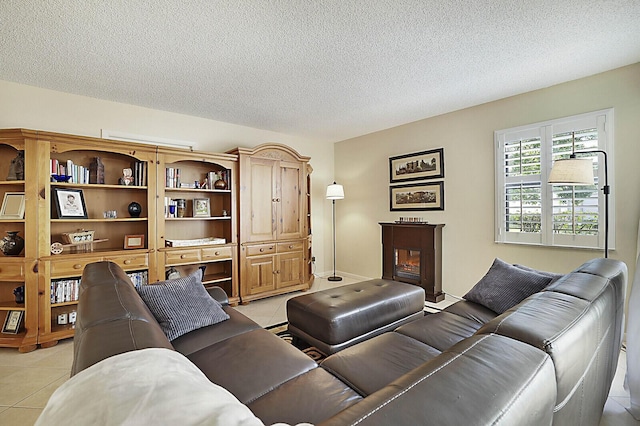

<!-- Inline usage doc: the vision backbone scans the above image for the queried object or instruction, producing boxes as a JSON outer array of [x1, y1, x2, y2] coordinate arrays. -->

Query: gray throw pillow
[[137, 269, 230, 341], [514, 263, 564, 284], [463, 258, 553, 314]]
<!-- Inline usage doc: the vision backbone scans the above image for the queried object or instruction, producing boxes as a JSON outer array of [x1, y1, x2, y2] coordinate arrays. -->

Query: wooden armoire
[[230, 144, 313, 303]]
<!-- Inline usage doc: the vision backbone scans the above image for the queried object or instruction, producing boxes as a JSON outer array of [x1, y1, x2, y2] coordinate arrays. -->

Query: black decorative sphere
[[128, 202, 142, 218]]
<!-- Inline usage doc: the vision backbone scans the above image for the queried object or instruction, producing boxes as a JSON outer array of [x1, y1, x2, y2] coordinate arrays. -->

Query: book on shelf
[[127, 270, 148, 289], [50, 279, 80, 304], [165, 237, 226, 247], [165, 167, 181, 188], [132, 160, 147, 186]]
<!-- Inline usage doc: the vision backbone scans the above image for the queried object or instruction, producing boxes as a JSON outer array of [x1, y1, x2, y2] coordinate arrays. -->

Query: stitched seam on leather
[[493, 355, 550, 425], [347, 335, 490, 425], [244, 364, 317, 404], [552, 321, 612, 412]]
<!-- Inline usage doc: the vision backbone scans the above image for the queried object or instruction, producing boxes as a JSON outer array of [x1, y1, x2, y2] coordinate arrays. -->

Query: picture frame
[[124, 234, 145, 249], [390, 182, 444, 211], [389, 148, 444, 183], [52, 188, 88, 219], [0, 192, 25, 219], [193, 198, 210, 217], [2, 310, 23, 334]]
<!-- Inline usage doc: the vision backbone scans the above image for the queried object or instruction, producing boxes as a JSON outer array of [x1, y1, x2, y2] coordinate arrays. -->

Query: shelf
[[165, 187, 231, 194], [51, 218, 148, 223], [0, 219, 25, 223], [50, 182, 147, 190], [0, 180, 25, 185], [0, 302, 26, 311], [165, 216, 230, 221], [203, 272, 232, 285], [51, 301, 78, 308]]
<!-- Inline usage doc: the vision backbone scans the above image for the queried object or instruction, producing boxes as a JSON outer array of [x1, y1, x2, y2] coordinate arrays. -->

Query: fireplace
[[380, 222, 444, 302], [395, 248, 421, 281]]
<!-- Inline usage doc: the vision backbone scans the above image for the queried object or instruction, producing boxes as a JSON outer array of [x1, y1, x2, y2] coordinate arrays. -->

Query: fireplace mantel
[[380, 222, 444, 302]]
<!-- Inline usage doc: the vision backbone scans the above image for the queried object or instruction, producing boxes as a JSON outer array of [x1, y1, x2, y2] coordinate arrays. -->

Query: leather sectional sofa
[[58, 258, 625, 425]]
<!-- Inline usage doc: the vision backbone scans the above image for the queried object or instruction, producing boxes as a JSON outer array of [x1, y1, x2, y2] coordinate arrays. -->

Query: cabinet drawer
[[0, 263, 25, 280], [277, 241, 303, 253], [50, 259, 90, 277], [201, 246, 233, 261], [164, 249, 201, 265], [246, 243, 276, 256], [105, 254, 149, 270]]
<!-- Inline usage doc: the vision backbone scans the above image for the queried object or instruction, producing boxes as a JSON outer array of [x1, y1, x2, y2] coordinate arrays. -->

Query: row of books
[[51, 270, 149, 304], [50, 279, 80, 304], [127, 270, 148, 289], [50, 159, 89, 183], [131, 161, 148, 186]]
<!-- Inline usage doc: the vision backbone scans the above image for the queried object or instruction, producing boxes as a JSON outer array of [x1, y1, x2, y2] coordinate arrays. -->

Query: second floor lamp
[[326, 182, 344, 281]]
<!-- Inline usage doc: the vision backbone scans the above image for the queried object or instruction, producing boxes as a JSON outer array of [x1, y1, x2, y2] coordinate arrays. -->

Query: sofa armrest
[[206, 286, 229, 306]]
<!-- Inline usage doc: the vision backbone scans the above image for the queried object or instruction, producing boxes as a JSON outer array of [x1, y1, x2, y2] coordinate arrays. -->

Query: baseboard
[[315, 271, 374, 282]]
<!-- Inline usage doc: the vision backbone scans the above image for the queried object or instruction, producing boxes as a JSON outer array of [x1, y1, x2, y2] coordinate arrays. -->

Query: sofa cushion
[[463, 258, 553, 314], [137, 269, 229, 341], [321, 332, 441, 396]]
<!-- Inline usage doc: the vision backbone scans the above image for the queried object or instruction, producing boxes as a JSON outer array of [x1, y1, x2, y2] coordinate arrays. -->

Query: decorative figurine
[[128, 202, 142, 218], [120, 168, 134, 185], [7, 151, 24, 181]]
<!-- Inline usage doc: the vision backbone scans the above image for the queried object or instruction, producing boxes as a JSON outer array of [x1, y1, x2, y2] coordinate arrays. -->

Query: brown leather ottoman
[[286, 279, 425, 355]]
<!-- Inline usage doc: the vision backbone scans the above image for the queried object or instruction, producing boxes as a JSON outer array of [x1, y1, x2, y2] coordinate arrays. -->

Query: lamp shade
[[326, 182, 344, 200], [548, 158, 594, 185]]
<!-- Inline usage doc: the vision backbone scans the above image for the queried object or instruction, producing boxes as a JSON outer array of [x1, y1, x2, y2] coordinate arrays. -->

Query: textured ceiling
[[1, 0, 639, 142]]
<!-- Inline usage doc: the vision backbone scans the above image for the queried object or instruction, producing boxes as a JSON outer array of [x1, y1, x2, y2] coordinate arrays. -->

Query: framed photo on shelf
[[2, 310, 23, 334], [389, 148, 444, 183], [390, 181, 444, 211], [52, 188, 88, 219], [124, 234, 145, 249], [193, 198, 210, 217], [0, 192, 25, 219]]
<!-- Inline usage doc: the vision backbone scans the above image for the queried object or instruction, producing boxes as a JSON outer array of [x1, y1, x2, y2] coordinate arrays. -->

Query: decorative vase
[[13, 285, 24, 304], [214, 179, 227, 190], [128, 201, 142, 218], [0, 231, 24, 256]]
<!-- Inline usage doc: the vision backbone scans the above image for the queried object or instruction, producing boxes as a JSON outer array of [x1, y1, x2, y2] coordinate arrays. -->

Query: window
[[495, 109, 614, 250]]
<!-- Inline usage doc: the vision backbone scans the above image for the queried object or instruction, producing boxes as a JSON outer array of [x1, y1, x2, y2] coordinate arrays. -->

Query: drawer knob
[[288, 245, 294, 249], [260, 248, 264, 252], [214, 251, 220, 256], [180, 254, 187, 259], [74, 264, 82, 269], [124, 259, 131, 265]]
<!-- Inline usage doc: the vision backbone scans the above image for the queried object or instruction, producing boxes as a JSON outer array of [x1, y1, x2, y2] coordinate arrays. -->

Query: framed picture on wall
[[389, 148, 444, 183], [390, 181, 444, 211]]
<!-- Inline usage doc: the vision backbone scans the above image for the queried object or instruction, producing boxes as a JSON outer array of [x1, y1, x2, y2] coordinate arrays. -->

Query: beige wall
[[0, 79, 336, 274], [334, 63, 640, 299]]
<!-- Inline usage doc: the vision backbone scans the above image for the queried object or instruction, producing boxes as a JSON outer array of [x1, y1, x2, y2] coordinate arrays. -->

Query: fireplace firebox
[[380, 222, 444, 302]]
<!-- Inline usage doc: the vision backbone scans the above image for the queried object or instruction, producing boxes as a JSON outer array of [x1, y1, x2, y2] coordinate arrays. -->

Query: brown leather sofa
[[72, 258, 626, 425]]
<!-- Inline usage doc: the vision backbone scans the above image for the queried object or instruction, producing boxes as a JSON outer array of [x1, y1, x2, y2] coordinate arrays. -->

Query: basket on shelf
[[61, 229, 95, 244]]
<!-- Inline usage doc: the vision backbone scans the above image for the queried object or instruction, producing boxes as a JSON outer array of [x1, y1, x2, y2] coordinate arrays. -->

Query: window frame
[[494, 109, 615, 251]]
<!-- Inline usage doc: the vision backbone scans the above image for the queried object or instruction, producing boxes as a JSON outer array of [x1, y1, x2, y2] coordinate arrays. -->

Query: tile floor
[[0, 275, 637, 425]]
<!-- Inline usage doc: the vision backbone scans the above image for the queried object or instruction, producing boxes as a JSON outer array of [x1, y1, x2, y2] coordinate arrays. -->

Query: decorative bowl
[[51, 174, 72, 182]]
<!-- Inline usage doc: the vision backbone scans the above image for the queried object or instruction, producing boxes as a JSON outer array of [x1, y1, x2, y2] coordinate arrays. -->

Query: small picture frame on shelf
[[124, 234, 145, 249], [2, 310, 23, 334], [193, 198, 210, 217], [52, 188, 88, 219], [0, 192, 25, 219]]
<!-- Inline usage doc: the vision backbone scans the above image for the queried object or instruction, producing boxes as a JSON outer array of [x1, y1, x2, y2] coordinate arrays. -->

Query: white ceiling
[[1, 1, 639, 142]]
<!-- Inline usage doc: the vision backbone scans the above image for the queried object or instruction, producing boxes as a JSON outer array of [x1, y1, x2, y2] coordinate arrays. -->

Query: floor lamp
[[326, 182, 344, 281], [548, 149, 610, 258]]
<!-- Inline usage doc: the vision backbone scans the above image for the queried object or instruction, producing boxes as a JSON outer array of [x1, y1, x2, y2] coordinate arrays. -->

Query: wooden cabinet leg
[[18, 344, 38, 353], [39, 340, 59, 349]]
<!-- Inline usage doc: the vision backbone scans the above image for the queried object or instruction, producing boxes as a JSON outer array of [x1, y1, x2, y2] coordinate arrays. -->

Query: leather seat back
[[477, 258, 627, 426]]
